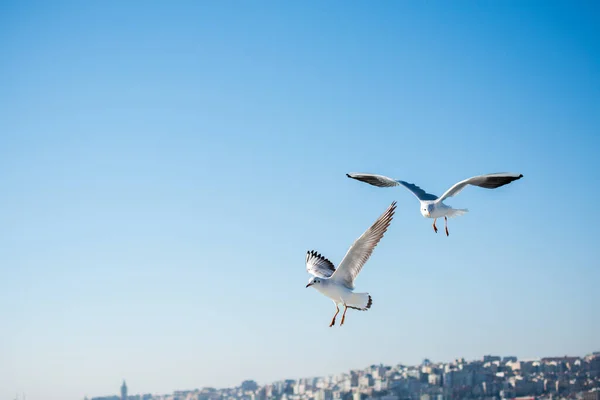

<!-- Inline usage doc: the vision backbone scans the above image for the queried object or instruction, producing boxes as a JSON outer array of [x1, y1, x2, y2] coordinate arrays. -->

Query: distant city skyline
[[87, 351, 600, 400]]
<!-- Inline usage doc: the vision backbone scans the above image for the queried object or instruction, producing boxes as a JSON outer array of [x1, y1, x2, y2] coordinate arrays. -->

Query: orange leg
[[432, 218, 438, 233], [329, 304, 340, 327], [340, 305, 348, 326], [445, 216, 449, 236]]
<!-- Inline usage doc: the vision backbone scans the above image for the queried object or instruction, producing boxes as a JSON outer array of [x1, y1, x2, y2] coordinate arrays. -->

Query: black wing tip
[[389, 201, 398, 215], [494, 172, 523, 179], [306, 250, 335, 268], [479, 173, 524, 189], [507, 173, 524, 183], [307, 250, 319, 259]]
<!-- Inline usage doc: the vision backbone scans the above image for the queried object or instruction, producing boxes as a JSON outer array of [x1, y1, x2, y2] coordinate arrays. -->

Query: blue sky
[[1, 1, 598, 399]]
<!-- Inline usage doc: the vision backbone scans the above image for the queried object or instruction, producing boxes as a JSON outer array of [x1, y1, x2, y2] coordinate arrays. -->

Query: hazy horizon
[[1, 1, 598, 399]]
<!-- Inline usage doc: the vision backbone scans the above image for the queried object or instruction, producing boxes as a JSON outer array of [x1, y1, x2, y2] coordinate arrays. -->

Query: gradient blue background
[[1, 1, 598, 399]]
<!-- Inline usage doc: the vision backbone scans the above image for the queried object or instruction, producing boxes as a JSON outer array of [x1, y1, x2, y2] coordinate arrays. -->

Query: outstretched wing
[[346, 173, 400, 187], [346, 173, 437, 201], [306, 250, 336, 278], [331, 201, 397, 289], [437, 172, 523, 202]]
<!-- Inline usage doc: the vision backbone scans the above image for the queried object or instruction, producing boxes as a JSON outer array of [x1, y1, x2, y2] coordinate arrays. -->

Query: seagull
[[305, 201, 396, 327], [346, 172, 523, 236]]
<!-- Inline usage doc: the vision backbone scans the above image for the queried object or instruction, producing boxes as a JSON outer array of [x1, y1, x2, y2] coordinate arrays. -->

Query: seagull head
[[421, 203, 435, 217], [306, 277, 321, 288]]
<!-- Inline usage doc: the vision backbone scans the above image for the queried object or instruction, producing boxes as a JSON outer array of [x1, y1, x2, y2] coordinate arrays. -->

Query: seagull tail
[[347, 293, 372, 311], [446, 208, 468, 218]]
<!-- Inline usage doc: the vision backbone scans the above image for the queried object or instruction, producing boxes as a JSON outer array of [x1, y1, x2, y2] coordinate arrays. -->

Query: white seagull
[[305, 201, 396, 327], [346, 172, 523, 236]]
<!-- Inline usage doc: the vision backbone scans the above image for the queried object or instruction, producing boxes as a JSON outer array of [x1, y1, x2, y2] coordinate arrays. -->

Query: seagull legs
[[432, 218, 438, 233], [329, 304, 340, 327], [340, 305, 348, 326], [445, 216, 449, 236]]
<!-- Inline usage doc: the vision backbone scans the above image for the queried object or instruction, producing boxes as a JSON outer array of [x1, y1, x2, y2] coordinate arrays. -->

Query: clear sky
[[1, 1, 599, 399]]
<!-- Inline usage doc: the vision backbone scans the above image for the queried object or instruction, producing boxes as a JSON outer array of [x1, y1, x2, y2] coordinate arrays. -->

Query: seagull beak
[[306, 283, 312, 288]]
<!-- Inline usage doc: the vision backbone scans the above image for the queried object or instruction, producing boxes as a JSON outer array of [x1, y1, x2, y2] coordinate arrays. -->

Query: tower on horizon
[[121, 380, 127, 400]]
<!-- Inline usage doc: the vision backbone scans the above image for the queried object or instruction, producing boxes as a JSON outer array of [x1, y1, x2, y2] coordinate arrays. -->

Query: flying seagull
[[305, 201, 396, 327], [346, 172, 523, 236]]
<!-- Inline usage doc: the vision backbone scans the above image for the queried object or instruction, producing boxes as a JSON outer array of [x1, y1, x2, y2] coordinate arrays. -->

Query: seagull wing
[[437, 172, 524, 202], [346, 173, 400, 188], [306, 250, 336, 278], [331, 201, 396, 289], [346, 173, 437, 201]]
